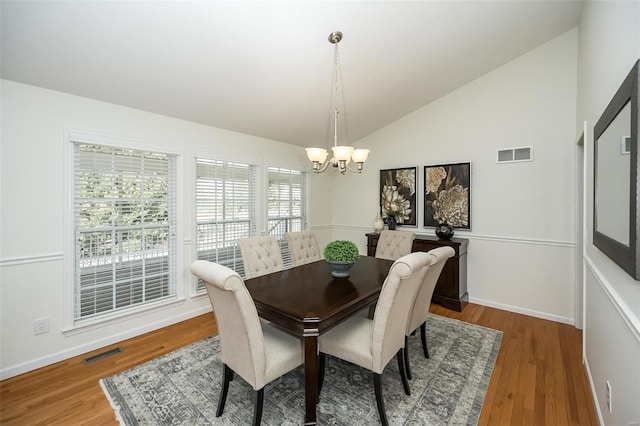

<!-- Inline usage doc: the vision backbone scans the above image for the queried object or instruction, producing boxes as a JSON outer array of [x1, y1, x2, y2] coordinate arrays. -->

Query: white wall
[[325, 29, 579, 324], [0, 30, 580, 376], [577, 1, 640, 424], [0, 80, 332, 378]]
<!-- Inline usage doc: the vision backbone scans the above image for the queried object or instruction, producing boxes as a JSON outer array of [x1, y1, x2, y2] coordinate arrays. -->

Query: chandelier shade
[[306, 31, 370, 175]]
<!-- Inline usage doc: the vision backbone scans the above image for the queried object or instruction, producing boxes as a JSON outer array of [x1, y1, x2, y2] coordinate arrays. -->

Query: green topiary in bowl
[[324, 240, 360, 277], [324, 240, 360, 263]]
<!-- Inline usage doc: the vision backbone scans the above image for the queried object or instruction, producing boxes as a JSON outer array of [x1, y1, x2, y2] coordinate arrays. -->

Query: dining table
[[244, 255, 394, 425]]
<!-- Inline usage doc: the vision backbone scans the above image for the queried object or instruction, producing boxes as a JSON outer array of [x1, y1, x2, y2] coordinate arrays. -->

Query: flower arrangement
[[323, 240, 360, 264]]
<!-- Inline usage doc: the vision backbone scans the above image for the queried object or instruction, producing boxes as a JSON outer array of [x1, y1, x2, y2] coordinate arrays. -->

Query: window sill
[[62, 296, 186, 336]]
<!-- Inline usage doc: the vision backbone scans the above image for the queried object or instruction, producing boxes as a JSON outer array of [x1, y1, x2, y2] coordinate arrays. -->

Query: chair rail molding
[[0, 252, 64, 267], [584, 253, 640, 342]]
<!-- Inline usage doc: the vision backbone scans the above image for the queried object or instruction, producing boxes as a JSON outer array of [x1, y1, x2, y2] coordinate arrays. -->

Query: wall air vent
[[496, 146, 533, 163]]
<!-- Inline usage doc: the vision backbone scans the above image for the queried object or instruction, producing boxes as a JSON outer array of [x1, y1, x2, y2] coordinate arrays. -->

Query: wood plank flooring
[[0, 303, 598, 425]]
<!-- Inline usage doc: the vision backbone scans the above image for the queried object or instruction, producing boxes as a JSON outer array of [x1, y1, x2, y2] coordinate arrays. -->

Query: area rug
[[100, 314, 502, 425]]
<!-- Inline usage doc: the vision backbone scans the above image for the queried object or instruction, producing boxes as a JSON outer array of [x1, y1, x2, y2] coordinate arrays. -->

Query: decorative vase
[[373, 212, 384, 232], [327, 260, 355, 278], [387, 216, 397, 230], [435, 223, 454, 240]]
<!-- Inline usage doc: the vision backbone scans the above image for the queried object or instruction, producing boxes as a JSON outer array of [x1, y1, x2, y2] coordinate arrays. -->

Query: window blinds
[[73, 143, 177, 322], [195, 158, 257, 287], [267, 167, 307, 268]]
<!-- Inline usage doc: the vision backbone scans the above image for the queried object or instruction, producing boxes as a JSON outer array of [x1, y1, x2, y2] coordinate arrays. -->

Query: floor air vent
[[497, 146, 532, 163], [83, 347, 122, 364]]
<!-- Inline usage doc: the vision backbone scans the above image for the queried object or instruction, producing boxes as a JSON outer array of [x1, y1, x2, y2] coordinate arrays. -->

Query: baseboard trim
[[0, 305, 213, 381], [469, 297, 574, 325]]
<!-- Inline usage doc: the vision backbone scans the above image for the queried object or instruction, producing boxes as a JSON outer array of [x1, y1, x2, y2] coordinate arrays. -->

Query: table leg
[[303, 334, 318, 425], [303, 329, 319, 425]]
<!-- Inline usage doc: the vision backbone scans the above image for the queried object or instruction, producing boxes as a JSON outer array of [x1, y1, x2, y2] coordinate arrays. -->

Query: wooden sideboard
[[366, 232, 468, 311]]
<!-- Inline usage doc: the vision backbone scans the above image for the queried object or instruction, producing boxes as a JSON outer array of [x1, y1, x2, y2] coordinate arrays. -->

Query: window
[[73, 143, 177, 322], [267, 167, 307, 267], [195, 158, 257, 287]]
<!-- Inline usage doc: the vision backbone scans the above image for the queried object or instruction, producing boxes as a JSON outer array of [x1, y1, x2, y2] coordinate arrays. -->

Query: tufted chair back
[[190, 260, 303, 425], [190, 260, 267, 388], [375, 230, 416, 261], [370, 251, 433, 372], [406, 246, 455, 335], [238, 236, 284, 279], [400, 246, 455, 381], [285, 231, 322, 267]]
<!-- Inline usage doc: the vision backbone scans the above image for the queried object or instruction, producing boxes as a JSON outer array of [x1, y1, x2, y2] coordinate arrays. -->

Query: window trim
[[191, 153, 310, 293], [63, 129, 184, 331]]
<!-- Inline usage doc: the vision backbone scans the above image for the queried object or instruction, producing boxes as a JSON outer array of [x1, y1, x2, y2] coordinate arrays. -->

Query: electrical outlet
[[606, 380, 612, 414], [34, 317, 50, 335]]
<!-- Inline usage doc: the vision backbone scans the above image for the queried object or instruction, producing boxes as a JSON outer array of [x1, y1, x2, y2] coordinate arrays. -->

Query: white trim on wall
[[584, 253, 640, 342], [0, 305, 212, 381], [468, 296, 574, 325], [330, 224, 575, 247], [0, 253, 64, 267]]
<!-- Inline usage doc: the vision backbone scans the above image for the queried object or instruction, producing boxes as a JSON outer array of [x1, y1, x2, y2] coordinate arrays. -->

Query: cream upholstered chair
[[374, 230, 416, 260], [318, 252, 434, 426], [190, 260, 303, 426], [238, 235, 284, 279], [285, 230, 322, 267], [403, 246, 455, 380], [368, 230, 417, 318]]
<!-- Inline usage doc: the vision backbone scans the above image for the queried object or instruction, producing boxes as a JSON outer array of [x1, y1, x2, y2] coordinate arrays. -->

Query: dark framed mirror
[[594, 59, 639, 279]]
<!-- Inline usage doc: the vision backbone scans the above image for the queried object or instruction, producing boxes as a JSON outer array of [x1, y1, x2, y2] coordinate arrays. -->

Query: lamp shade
[[332, 145, 354, 161], [306, 147, 329, 163], [352, 149, 370, 163]]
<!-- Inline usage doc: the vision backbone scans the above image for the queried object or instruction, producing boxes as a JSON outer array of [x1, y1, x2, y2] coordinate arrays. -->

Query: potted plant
[[323, 240, 360, 278]]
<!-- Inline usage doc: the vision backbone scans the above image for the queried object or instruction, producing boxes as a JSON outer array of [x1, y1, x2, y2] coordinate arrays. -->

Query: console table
[[366, 232, 468, 311]]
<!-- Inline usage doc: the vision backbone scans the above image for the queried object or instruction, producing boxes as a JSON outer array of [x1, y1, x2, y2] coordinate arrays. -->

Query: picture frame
[[424, 162, 471, 229], [379, 167, 417, 227]]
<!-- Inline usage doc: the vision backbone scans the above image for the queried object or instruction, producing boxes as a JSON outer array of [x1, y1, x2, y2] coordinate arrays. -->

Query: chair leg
[[318, 352, 326, 402], [420, 322, 429, 358], [396, 349, 411, 396], [216, 363, 234, 417], [252, 388, 264, 426], [404, 335, 412, 381], [373, 373, 389, 426]]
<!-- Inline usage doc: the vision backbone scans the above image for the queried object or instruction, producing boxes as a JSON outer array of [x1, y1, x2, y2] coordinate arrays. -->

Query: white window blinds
[[267, 167, 307, 267], [73, 143, 177, 322], [195, 158, 257, 287]]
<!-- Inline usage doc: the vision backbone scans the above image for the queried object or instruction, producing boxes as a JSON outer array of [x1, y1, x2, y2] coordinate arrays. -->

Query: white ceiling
[[1, 1, 582, 147]]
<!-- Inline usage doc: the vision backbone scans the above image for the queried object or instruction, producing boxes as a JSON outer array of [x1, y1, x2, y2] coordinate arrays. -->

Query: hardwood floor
[[0, 303, 598, 425]]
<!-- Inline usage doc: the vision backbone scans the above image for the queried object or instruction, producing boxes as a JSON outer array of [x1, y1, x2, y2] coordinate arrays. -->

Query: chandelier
[[306, 31, 370, 174]]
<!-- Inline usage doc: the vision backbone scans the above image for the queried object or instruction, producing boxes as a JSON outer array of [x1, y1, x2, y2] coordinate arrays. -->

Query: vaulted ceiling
[[1, 1, 582, 147]]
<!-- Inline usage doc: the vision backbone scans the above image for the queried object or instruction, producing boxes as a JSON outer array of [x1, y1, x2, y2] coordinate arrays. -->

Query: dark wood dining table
[[244, 255, 394, 425]]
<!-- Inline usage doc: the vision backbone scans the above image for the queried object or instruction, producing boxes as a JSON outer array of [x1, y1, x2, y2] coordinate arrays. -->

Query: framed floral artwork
[[380, 167, 417, 227], [424, 162, 471, 229]]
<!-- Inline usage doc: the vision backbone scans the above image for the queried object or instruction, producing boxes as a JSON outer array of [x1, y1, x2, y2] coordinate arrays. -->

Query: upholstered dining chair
[[190, 260, 303, 426], [317, 251, 434, 426], [374, 230, 416, 261], [238, 235, 284, 279], [368, 229, 417, 319], [285, 230, 322, 267], [403, 246, 455, 380]]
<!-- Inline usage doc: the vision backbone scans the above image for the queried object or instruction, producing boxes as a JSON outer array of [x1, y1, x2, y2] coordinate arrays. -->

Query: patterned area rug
[[100, 314, 502, 425]]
